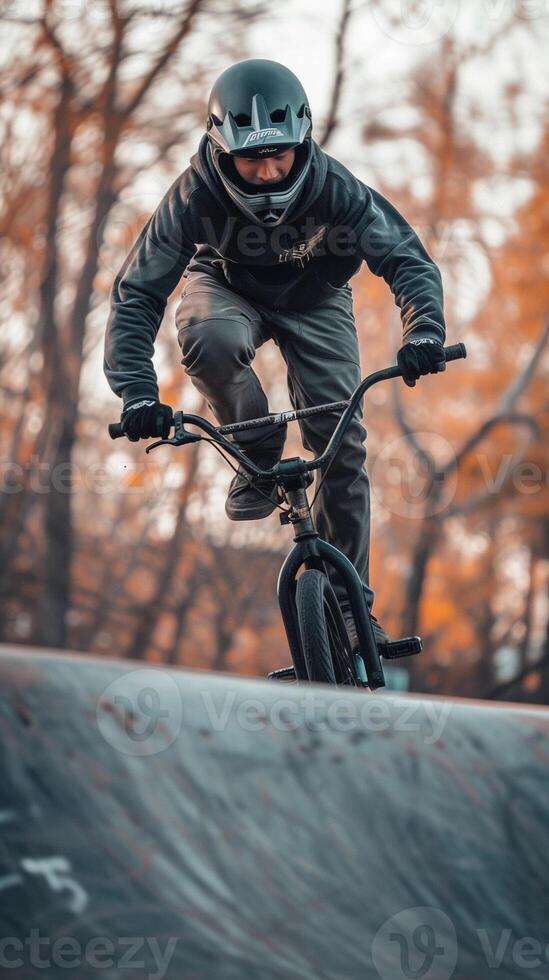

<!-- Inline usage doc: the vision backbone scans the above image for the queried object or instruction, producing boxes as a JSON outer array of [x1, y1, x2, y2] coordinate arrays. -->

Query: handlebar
[[108, 343, 467, 449], [442, 342, 466, 363]]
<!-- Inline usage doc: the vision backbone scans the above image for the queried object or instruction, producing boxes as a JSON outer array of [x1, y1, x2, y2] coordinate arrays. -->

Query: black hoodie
[[105, 135, 445, 406]]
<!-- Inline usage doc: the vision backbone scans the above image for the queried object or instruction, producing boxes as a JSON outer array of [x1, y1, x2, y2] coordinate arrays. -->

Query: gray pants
[[176, 272, 374, 608]]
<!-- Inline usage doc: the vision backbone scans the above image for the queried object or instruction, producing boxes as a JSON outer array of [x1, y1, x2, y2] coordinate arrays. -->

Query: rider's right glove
[[120, 399, 173, 442], [397, 338, 446, 388]]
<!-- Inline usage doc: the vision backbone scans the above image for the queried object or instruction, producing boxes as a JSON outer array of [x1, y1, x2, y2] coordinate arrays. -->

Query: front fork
[[275, 471, 385, 689], [277, 480, 319, 682]]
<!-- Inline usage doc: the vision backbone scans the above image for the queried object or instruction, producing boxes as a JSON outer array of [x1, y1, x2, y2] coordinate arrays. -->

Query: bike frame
[[114, 343, 466, 689]]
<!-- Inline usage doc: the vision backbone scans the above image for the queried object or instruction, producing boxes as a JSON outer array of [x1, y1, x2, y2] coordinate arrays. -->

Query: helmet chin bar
[[209, 139, 313, 228], [257, 207, 286, 225]]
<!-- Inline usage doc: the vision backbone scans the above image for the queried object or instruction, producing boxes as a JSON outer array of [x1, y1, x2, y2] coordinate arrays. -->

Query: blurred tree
[[0, 0, 271, 646], [350, 20, 548, 695], [1, 1, 547, 702]]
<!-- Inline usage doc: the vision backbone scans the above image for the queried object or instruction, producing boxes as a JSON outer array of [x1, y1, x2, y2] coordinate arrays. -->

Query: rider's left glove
[[397, 338, 446, 388], [121, 399, 173, 442]]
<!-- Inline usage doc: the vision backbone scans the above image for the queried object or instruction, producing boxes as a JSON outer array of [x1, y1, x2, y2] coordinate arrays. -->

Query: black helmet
[[206, 59, 314, 226], [207, 58, 312, 155]]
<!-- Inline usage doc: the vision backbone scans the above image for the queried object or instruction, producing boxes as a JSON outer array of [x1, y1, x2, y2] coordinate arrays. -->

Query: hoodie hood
[[190, 134, 328, 227]]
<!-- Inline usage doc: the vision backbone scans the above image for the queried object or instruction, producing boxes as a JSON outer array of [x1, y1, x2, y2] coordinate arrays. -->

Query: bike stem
[[276, 465, 316, 536]]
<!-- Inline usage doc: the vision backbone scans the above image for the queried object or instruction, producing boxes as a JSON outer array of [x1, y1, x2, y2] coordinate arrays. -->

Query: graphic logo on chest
[[278, 225, 328, 268]]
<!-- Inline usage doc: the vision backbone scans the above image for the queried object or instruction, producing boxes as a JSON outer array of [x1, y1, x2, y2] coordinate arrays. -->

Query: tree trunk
[[125, 437, 202, 660], [39, 161, 119, 645], [39, 401, 77, 646], [401, 513, 442, 637]]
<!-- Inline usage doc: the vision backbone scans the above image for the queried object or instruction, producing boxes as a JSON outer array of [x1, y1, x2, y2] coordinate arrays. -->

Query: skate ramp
[[0, 645, 548, 979]]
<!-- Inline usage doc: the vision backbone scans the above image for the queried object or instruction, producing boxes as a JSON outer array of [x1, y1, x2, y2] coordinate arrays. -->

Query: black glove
[[121, 399, 173, 442], [397, 338, 446, 388]]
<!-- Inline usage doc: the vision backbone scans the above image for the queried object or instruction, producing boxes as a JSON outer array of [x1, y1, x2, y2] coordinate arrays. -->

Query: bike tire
[[296, 570, 356, 685]]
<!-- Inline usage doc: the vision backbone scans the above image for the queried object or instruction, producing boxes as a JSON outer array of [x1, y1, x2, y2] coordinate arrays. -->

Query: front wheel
[[295, 570, 358, 685]]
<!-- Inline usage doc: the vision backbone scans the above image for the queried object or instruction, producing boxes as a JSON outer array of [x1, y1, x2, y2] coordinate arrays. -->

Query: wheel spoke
[[325, 602, 359, 686]]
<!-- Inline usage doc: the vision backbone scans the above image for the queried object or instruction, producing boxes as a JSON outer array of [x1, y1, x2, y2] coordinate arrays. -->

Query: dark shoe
[[340, 600, 389, 651], [225, 446, 283, 521], [267, 666, 296, 681], [369, 613, 390, 649]]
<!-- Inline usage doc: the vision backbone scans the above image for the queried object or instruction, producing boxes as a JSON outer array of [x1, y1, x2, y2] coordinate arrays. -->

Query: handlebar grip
[[443, 343, 467, 362], [108, 423, 125, 439]]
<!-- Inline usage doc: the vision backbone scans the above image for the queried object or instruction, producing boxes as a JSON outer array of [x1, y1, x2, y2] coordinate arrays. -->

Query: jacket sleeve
[[104, 174, 198, 407], [341, 180, 446, 344]]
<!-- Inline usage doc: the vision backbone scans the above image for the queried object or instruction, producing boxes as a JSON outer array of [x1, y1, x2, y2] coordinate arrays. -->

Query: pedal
[[381, 636, 422, 660], [267, 666, 296, 681]]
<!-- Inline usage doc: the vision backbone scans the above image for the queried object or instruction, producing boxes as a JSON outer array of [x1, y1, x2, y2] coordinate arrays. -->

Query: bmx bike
[[110, 343, 466, 689]]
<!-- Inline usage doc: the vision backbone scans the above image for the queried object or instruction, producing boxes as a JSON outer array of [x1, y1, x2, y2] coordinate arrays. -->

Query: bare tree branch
[[317, 0, 352, 147], [391, 382, 431, 460], [499, 315, 549, 414], [121, 0, 205, 118]]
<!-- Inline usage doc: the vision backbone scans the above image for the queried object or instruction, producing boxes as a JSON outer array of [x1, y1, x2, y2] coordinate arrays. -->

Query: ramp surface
[[0, 646, 548, 979]]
